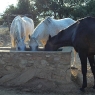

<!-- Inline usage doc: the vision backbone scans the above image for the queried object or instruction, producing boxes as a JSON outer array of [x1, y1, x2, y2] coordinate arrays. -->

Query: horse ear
[[29, 35, 31, 39], [49, 35, 51, 39]]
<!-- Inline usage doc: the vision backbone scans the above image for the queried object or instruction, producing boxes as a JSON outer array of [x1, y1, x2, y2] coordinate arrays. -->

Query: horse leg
[[78, 51, 87, 92], [88, 55, 95, 89]]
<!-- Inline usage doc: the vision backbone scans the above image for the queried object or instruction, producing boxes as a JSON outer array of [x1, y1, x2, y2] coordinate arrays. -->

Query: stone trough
[[0, 47, 78, 93]]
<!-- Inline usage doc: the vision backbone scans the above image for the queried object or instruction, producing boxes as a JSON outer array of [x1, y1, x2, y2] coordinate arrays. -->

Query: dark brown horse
[[45, 17, 95, 92]]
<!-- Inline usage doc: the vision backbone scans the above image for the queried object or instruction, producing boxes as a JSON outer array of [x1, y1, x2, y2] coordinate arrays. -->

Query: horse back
[[74, 17, 95, 53], [10, 16, 34, 46], [22, 16, 34, 42]]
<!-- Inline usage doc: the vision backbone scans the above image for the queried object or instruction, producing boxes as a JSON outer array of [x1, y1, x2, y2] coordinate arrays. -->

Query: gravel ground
[[0, 26, 95, 95], [0, 86, 95, 95]]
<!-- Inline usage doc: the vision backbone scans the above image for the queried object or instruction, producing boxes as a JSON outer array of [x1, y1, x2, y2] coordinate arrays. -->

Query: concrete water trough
[[0, 47, 78, 93]]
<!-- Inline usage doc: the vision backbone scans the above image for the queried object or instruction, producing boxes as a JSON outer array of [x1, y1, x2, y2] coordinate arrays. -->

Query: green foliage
[[4, 5, 17, 14], [85, 0, 95, 16], [17, 0, 31, 14], [1, 0, 95, 26]]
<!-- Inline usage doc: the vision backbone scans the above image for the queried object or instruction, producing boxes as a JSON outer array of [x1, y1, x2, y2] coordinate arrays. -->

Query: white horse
[[10, 16, 34, 51], [29, 16, 76, 50], [29, 16, 77, 67]]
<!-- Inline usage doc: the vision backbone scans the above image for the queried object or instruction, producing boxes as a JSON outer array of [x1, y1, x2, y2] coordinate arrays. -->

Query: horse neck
[[54, 22, 79, 46], [32, 23, 47, 39], [53, 19, 75, 31], [15, 31, 21, 43], [15, 24, 23, 42]]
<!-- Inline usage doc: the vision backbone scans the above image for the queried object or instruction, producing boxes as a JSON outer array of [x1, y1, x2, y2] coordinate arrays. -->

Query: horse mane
[[50, 21, 80, 42], [78, 16, 95, 23], [43, 16, 53, 25], [31, 17, 52, 38]]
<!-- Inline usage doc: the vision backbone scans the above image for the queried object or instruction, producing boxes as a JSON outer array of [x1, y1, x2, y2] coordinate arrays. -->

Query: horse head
[[16, 37, 26, 51], [29, 35, 38, 51], [45, 35, 58, 51]]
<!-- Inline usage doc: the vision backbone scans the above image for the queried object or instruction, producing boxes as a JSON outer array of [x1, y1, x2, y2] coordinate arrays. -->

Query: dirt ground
[[0, 26, 11, 47], [0, 26, 95, 95]]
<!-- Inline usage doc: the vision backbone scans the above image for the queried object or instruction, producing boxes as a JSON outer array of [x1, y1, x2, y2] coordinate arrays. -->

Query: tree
[[1, 0, 95, 26], [4, 5, 17, 14], [85, 0, 95, 16], [17, 0, 31, 14]]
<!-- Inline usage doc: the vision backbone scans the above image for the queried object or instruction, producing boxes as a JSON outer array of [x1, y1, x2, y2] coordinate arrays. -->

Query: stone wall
[[0, 47, 77, 93]]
